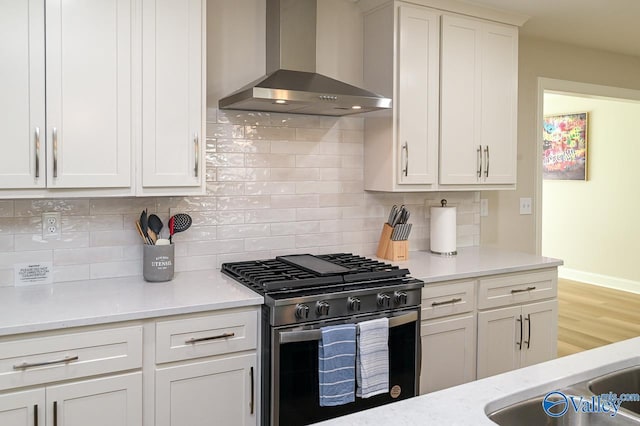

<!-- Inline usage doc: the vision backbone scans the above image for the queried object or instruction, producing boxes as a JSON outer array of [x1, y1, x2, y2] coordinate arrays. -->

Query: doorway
[[535, 79, 640, 356]]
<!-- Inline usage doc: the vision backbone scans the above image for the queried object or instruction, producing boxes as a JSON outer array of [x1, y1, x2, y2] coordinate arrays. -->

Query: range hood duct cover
[[218, 0, 391, 116]]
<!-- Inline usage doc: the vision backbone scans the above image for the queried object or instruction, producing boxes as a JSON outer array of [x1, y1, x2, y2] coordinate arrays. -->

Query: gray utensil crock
[[143, 244, 174, 282]]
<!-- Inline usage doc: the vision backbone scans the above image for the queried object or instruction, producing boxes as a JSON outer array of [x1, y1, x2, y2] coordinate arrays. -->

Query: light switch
[[519, 198, 532, 215]]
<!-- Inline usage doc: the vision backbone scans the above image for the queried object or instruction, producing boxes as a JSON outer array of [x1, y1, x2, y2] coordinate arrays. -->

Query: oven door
[[270, 309, 420, 426]]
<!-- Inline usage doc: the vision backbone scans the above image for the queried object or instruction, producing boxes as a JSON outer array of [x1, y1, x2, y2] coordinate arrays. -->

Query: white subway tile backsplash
[[14, 199, 90, 217], [244, 236, 295, 252], [54, 247, 124, 266], [217, 196, 271, 210], [14, 233, 89, 251], [246, 126, 295, 140], [216, 139, 271, 153], [0, 109, 479, 284], [245, 153, 295, 168], [244, 182, 296, 195], [54, 265, 91, 282], [0, 201, 14, 217]]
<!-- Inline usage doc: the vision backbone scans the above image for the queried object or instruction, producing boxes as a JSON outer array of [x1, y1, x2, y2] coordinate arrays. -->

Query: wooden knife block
[[376, 223, 409, 261]]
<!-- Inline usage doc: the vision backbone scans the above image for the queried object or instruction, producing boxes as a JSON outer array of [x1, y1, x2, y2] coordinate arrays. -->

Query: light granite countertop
[[0, 270, 262, 337], [390, 246, 563, 283], [316, 336, 640, 425], [0, 247, 560, 337]]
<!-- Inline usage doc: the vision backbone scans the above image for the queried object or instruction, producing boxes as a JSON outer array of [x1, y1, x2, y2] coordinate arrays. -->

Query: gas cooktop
[[221, 253, 410, 295]]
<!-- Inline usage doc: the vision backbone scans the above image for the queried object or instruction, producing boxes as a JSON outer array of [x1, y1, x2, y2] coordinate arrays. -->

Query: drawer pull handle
[[186, 332, 235, 344], [250, 366, 255, 415], [524, 314, 531, 349], [511, 286, 536, 294], [34, 404, 38, 426], [516, 314, 523, 350], [431, 297, 462, 307], [53, 401, 58, 426], [13, 355, 79, 370]]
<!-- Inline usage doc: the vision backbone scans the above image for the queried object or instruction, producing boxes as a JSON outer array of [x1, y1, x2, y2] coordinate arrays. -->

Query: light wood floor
[[558, 278, 640, 357]]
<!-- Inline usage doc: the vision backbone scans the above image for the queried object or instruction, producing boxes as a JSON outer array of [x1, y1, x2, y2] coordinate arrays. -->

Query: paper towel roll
[[430, 205, 457, 255]]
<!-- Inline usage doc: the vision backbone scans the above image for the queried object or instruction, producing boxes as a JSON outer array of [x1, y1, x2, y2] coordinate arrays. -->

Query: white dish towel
[[356, 317, 389, 398]]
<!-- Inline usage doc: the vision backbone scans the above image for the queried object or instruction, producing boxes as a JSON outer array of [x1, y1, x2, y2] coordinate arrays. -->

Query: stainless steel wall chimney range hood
[[218, 0, 391, 116]]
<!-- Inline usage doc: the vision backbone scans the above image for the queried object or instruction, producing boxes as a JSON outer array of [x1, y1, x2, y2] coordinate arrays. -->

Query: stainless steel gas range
[[222, 253, 425, 426]]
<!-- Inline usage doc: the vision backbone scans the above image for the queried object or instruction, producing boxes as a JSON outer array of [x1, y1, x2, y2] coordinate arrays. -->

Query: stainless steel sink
[[589, 366, 640, 416], [488, 388, 640, 426]]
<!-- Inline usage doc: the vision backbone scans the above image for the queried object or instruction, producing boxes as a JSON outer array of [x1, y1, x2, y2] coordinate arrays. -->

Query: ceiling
[[462, 0, 640, 58]]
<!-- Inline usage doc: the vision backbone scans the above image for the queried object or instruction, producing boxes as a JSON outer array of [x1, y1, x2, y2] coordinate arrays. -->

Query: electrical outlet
[[480, 199, 489, 217], [519, 198, 532, 215], [42, 212, 61, 239]]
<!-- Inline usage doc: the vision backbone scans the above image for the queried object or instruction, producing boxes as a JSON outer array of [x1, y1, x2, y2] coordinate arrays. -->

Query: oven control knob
[[316, 301, 330, 316], [295, 304, 310, 319], [377, 293, 391, 308], [347, 297, 361, 312], [394, 291, 408, 305]]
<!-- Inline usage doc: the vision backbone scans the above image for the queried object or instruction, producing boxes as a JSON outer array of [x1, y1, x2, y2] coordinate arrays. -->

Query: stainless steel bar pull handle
[[516, 314, 523, 349], [35, 127, 40, 179], [431, 297, 462, 307], [250, 366, 255, 415], [52, 127, 58, 178], [402, 142, 409, 176], [477, 145, 482, 178], [484, 145, 490, 177], [511, 286, 536, 294], [13, 355, 79, 370], [524, 314, 531, 349], [194, 133, 199, 178], [185, 332, 235, 344]]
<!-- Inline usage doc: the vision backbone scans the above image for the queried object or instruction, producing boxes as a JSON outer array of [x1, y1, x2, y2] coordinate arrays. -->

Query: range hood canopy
[[218, 0, 391, 116]]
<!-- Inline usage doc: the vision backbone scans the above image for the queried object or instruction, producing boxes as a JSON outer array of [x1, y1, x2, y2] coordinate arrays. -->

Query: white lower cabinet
[[477, 300, 557, 379], [47, 373, 142, 426], [155, 354, 256, 426], [0, 388, 44, 426], [153, 309, 259, 426], [420, 314, 475, 394], [419, 268, 558, 391]]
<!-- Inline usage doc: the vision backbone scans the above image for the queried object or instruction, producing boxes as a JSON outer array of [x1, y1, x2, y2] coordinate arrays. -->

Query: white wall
[[542, 93, 640, 287], [481, 36, 640, 253]]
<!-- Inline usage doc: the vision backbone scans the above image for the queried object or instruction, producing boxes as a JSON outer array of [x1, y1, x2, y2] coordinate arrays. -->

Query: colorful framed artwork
[[542, 112, 588, 180]]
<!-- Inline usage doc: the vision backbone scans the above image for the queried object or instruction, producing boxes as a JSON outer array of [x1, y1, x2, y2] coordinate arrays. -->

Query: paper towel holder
[[430, 199, 457, 256]]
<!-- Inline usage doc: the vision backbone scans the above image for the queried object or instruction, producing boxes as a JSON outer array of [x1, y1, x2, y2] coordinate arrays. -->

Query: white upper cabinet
[[0, 0, 46, 189], [0, 0, 205, 198], [439, 15, 518, 186], [141, 0, 205, 193], [45, 0, 132, 189], [364, 2, 440, 191]]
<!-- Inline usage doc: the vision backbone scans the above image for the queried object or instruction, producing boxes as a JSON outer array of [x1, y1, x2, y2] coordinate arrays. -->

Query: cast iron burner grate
[[221, 253, 409, 295]]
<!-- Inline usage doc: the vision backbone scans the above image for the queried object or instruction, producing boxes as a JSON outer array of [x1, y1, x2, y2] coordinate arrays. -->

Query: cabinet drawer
[[156, 309, 258, 364], [477, 269, 557, 309], [422, 281, 475, 320], [0, 326, 142, 391]]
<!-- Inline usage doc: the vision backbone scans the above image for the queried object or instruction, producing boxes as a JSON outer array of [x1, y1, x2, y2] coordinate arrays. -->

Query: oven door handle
[[278, 311, 418, 344]]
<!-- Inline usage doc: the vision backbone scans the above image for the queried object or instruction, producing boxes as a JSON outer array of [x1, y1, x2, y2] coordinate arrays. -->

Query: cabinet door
[[396, 4, 439, 185], [481, 23, 518, 184], [142, 0, 204, 188], [156, 354, 256, 426], [0, 388, 44, 426], [45, 0, 132, 189], [420, 314, 475, 394], [439, 15, 482, 185], [477, 305, 521, 379], [0, 0, 45, 189], [46, 373, 142, 426], [521, 300, 558, 368]]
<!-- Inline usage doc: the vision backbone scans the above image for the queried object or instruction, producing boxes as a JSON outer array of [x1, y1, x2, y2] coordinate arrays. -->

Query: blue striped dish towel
[[318, 324, 357, 407], [356, 317, 389, 398]]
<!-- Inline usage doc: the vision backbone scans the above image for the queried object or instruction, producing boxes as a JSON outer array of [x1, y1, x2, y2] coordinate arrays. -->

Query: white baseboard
[[559, 267, 640, 295]]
